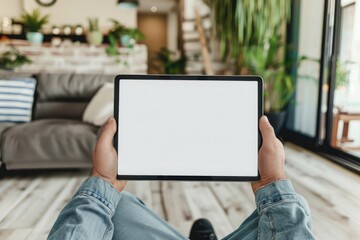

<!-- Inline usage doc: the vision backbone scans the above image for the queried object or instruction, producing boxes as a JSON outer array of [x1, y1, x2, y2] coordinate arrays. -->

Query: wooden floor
[[0, 143, 360, 240]]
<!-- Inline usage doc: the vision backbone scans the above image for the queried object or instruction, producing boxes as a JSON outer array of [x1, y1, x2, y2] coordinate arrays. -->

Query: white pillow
[[0, 78, 37, 123], [83, 82, 114, 126]]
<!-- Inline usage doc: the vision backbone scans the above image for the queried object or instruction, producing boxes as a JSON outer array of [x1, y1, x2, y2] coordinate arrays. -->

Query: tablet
[[114, 75, 263, 181]]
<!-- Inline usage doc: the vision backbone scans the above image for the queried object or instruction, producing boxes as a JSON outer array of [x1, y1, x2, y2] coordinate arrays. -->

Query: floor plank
[[0, 176, 69, 229], [0, 144, 359, 240], [0, 177, 43, 223], [0, 228, 32, 240], [161, 182, 193, 234], [284, 144, 360, 239], [26, 176, 84, 240], [184, 186, 233, 237]]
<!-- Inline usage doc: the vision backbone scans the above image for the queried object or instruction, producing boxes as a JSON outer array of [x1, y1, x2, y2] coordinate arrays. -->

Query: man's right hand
[[251, 116, 287, 193]]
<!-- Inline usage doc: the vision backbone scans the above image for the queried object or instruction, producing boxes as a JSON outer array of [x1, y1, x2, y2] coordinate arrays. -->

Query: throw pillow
[[83, 82, 114, 126], [0, 78, 37, 123]]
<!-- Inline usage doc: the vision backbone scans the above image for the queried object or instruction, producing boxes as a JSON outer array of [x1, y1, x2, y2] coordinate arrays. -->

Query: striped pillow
[[0, 78, 37, 123]]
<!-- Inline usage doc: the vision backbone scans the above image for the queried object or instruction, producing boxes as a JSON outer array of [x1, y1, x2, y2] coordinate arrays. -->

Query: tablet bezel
[[114, 75, 263, 181]]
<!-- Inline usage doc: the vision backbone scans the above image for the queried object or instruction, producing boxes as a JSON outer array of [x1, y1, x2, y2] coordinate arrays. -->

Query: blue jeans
[[48, 177, 315, 239]]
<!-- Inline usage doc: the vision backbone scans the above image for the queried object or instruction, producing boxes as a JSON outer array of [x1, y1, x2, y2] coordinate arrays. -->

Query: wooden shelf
[[0, 33, 111, 44]]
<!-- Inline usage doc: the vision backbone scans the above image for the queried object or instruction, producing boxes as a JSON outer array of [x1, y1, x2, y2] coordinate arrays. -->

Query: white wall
[[0, 0, 23, 18], [294, 0, 325, 137], [0, 0, 137, 31]]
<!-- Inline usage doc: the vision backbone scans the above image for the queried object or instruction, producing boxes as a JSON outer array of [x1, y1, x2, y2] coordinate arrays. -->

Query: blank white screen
[[118, 79, 258, 177]]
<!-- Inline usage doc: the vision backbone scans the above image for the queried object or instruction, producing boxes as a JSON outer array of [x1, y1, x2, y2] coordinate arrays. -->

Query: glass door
[[285, 0, 360, 170], [323, 0, 360, 162], [285, 0, 326, 144]]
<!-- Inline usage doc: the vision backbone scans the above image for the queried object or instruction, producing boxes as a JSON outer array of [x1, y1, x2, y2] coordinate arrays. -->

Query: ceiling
[[138, 0, 177, 13]]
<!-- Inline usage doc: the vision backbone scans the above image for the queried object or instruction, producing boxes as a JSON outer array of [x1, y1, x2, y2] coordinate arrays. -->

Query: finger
[[259, 116, 276, 144], [97, 117, 117, 148]]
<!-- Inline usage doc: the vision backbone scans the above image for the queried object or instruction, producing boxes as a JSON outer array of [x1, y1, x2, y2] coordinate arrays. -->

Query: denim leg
[[112, 191, 188, 240]]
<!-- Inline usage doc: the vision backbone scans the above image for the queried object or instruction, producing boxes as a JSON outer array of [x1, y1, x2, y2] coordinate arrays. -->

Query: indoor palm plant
[[206, 0, 292, 133], [243, 36, 294, 134], [87, 18, 103, 46], [20, 9, 49, 45]]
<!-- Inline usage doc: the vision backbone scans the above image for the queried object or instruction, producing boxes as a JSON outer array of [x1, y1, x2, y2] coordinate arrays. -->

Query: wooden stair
[[180, 0, 227, 75]]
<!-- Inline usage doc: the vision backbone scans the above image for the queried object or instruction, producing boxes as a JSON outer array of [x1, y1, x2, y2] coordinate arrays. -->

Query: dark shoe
[[189, 218, 217, 240]]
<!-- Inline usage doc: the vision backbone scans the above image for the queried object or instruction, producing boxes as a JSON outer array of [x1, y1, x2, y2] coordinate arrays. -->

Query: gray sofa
[[0, 72, 114, 170]]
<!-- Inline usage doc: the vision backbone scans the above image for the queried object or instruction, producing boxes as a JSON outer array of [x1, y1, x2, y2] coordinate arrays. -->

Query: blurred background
[[0, 0, 359, 239]]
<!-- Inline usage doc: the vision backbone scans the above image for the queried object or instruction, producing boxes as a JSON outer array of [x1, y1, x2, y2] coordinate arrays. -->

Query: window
[[285, 0, 360, 171]]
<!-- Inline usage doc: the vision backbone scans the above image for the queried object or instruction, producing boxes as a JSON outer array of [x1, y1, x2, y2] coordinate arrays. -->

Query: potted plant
[[206, 0, 291, 134], [108, 19, 127, 45], [243, 36, 294, 134], [155, 48, 187, 74], [122, 28, 144, 47], [109, 19, 144, 48], [0, 47, 32, 70], [87, 18, 103, 46], [20, 9, 50, 45]]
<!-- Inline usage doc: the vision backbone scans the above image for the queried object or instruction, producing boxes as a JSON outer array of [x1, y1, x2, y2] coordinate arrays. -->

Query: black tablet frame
[[114, 74, 263, 181]]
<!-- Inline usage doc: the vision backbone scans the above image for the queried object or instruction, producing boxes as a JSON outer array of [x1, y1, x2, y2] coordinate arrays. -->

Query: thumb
[[97, 117, 117, 148], [259, 116, 276, 143]]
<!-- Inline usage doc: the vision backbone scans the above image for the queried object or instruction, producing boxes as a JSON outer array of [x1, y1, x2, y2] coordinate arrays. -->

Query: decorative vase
[[86, 31, 103, 46], [26, 32, 44, 45], [265, 111, 287, 136]]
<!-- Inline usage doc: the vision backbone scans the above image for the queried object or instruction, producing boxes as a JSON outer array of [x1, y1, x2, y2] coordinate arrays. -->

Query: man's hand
[[251, 116, 287, 193], [91, 117, 126, 192]]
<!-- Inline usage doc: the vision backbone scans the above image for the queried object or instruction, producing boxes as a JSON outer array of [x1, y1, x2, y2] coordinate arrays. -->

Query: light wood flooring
[[0, 143, 360, 240]]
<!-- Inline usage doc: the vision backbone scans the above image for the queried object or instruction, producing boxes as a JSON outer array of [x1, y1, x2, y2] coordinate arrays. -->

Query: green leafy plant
[[20, 9, 50, 32], [88, 18, 100, 32], [297, 57, 352, 89], [244, 36, 294, 112], [206, 0, 292, 113], [106, 34, 119, 56], [108, 19, 144, 42], [124, 28, 145, 42], [336, 61, 351, 88], [156, 48, 187, 74], [109, 19, 128, 38], [205, 0, 290, 63], [0, 48, 31, 70]]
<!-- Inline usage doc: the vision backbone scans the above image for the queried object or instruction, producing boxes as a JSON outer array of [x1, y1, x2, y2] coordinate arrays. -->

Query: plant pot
[[86, 31, 103, 46], [265, 111, 287, 136], [120, 34, 134, 47], [26, 32, 44, 45]]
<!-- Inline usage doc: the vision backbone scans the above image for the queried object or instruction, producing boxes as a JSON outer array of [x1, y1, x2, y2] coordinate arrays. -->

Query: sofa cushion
[[0, 122, 15, 159], [36, 73, 115, 101], [0, 122, 15, 136], [1, 119, 98, 169], [83, 82, 114, 126], [34, 102, 88, 120]]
